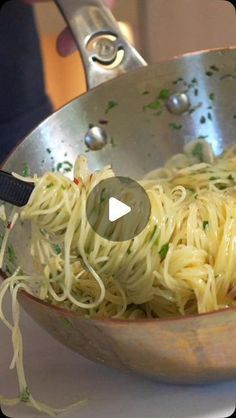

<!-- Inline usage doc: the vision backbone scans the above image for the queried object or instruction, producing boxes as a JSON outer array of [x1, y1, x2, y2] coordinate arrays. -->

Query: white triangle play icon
[[109, 197, 131, 222]]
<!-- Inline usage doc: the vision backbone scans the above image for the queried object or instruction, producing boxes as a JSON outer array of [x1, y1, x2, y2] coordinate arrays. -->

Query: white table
[[0, 297, 235, 418]]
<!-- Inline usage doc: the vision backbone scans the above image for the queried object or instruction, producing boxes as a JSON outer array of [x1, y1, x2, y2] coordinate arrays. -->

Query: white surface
[[0, 298, 236, 418], [109, 197, 131, 222]]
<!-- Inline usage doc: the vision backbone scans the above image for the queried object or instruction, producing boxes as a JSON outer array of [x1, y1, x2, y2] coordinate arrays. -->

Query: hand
[[23, 0, 116, 56]]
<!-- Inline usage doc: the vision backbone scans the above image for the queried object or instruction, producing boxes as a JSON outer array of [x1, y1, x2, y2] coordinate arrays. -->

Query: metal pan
[[2, 0, 236, 384]]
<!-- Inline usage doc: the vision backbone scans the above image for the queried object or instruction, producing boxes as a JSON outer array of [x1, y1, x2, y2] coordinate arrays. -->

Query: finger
[[56, 26, 77, 57]]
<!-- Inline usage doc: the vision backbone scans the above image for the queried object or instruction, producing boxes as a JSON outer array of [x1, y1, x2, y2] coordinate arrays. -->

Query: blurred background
[[34, 0, 236, 110]]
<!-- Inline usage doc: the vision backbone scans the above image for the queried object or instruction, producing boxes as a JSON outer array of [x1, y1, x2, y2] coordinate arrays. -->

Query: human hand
[[23, 0, 116, 56]]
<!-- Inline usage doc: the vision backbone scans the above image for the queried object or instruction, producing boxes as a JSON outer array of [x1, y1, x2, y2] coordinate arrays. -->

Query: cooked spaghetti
[[1, 139, 236, 415]]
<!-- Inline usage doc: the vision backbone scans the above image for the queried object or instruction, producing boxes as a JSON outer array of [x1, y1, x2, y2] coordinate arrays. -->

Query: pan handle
[[54, 0, 146, 90]]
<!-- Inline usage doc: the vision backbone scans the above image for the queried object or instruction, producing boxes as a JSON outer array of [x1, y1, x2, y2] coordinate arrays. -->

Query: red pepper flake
[[73, 178, 80, 186], [7, 222, 12, 230]]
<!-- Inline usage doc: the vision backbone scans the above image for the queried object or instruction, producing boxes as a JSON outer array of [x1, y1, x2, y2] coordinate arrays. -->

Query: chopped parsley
[[46, 183, 54, 189], [206, 71, 213, 77], [158, 88, 170, 101], [210, 65, 219, 72], [20, 386, 31, 403], [22, 163, 30, 177], [208, 112, 212, 120], [56, 161, 73, 173], [105, 100, 118, 114], [62, 318, 73, 328], [209, 93, 215, 101], [169, 123, 182, 130], [203, 221, 209, 230], [142, 90, 149, 95], [143, 99, 161, 111], [7, 244, 17, 264], [200, 116, 206, 124], [194, 88, 198, 96], [100, 188, 106, 203], [53, 244, 61, 255], [192, 142, 204, 162], [209, 176, 220, 181], [228, 174, 234, 181], [159, 243, 169, 261], [46, 148, 52, 154]]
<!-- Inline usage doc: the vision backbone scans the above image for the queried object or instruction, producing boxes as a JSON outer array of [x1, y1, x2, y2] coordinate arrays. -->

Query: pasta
[[1, 139, 236, 415]]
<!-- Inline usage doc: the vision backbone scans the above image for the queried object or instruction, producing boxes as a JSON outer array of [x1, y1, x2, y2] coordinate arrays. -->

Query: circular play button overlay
[[86, 176, 151, 241]]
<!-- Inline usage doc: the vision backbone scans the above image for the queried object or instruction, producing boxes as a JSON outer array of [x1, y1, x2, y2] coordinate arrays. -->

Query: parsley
[[159, 243, 169, 261], [7, 244, 17, 264], [158, 88, 170, 101], [192, 143, 204, 162], [200, 116, 206, 124], [209, 93, 215, 101], [142, 90, 149, 95], [206, 71, 213, 76], [46, 148, 52, 154], [62, 318, 73, 328], [56, 161, 73, 173], [20, 387, 30, 403], [228, 174, 234, 181], [203, 221, 209, 230], [53, 244, 61, 255], [46, 183, 54, 189], [169, 123, 182, 130], [194, 88, 198, 96], [143, 99, 161, 111], [209, 176, 220, 181], [100, 188, 106, 203], [208, 112, 212, 120], [22, 163, 30, 177], [105, 100, 118, 114], [210, 65, 219, 72]]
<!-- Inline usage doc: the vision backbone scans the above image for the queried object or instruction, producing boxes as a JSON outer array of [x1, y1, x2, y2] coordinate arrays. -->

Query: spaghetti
[[1, 139, 236, 415]]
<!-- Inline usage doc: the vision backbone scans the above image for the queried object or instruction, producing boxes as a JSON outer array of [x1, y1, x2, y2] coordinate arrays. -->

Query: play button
[[109, 197, 131, 222], [86, 176, 151, 241]]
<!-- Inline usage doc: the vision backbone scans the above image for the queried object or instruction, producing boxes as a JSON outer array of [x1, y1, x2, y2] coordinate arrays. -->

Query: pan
[[1, 0, 236, 384]]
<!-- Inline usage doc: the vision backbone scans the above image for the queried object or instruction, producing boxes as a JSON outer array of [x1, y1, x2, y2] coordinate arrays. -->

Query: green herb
[[209, 93, 215, 101], [209, 176, 220, 181], [210, 65, 219, 72], [7, 244, 17, 264], [192, 142, 204, 162], [206, 71, 213, 77], [158, 88, 170, 101], [61, 185, 66, 190], [194, 88, 198, 96], [105, 100, 118, 114], [187, 187, 195, 193], [53, 244, 61, 255], [62, 318, 73, 328], [110, 137, 117, 147], [46, 183, 54, 189], [143, 99, 161, 111], [20, 387, 30, 403], [191, 78, 197, 84], [200, 116, 206, 124], [216, 184, 227, 190], [198, 135, 208, 139], [56, 161, 73, 173], [159, 243, 169, 261], [22, 163, 30, 177], [142, 90, 149, 95], [127, 247, 132, 255], [46, 148, 52, 154], [41, 159, 45, 164], [64, 152, 68, 157], [208, 112, 212, 120], [100, 188, 106, 203], [228, 174, 234, 181], [203, 220, 209, 230], [169, 123, 182, 130]]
